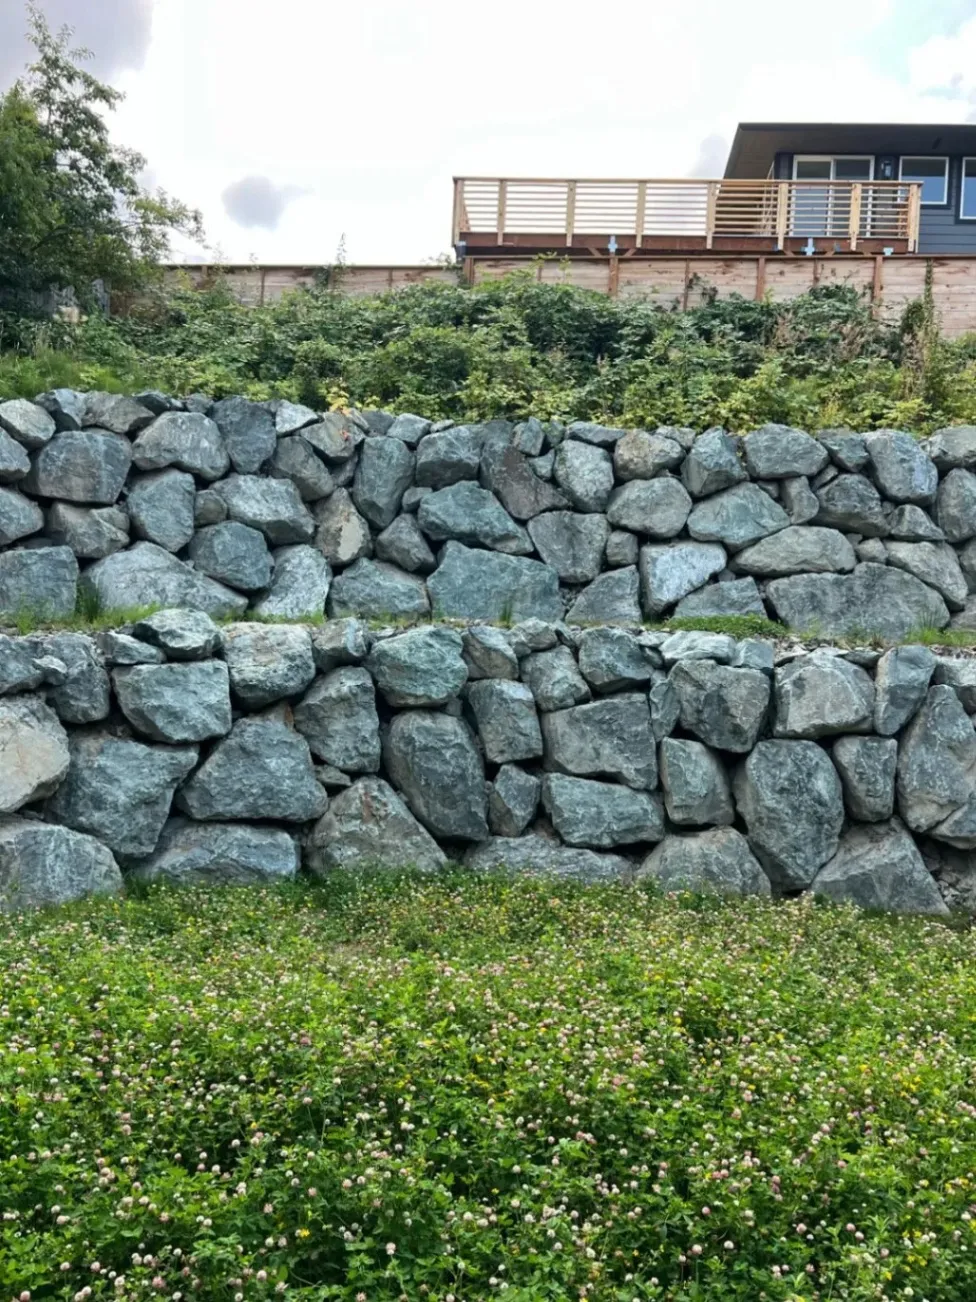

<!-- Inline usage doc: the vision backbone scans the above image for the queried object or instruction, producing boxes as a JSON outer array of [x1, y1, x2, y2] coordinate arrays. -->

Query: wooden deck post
[[705, 182, 718, 250], [451, 179, 463, 247], [849, 183, 862, 251], [635, 182, 646, 250], [497, 181, 508, 247], [566, 181, 577, 248], [755, 257, 766, 301], [608, 255, 619, 297], [775, 183, 789, 251], [872, 254, 884, 314]]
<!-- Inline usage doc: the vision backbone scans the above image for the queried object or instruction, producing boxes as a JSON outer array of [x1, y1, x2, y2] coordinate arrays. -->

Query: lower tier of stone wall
[[2, 611, 976, 915]]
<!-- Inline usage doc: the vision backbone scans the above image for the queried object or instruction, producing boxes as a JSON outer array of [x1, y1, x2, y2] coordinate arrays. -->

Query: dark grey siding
[[916, 158, 976, 254]]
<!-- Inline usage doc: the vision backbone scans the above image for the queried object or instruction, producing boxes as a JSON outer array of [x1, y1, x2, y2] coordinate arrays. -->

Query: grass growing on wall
[[6, 273, 976, 432], [2, 873, 976, 1300]]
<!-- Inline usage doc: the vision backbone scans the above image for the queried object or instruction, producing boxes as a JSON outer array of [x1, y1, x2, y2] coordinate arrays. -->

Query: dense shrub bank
[[1, 877, 975, 1301], [5, 275, 976, 433]]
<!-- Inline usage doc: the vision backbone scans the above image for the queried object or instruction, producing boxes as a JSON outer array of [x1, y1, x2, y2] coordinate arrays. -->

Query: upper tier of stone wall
[[2, 390, 976, 635]]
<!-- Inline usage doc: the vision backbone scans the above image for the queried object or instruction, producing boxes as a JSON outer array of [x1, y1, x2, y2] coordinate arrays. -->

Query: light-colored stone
[[0, 546, 78, 621], [812, 820, 948, 915], [384, 711, 487, 841], [637, 828, 770, 896], [541, 694, 657, 789], [221, 623, 316, 707], [294, 667, 381, 772], [0, 695, 70, 813], [0, 817, 122, 913], [873, 644, 936, 735], [83, 543, 247, 619], [468, 679, 543, 763], [305, 776, 446, 873], [367, 626, 467, 707], [773, 652, 875, 738], [113, 660, 232, 743], [252, 545, 332, 619], [464, 835, 631, 882], [639, 542, 727, 616], [521, 646, 591, 712], [766, 563, 949, 639], [732, 526, 856, 577], [428, 542, 562, 623], [553, 440, 614, 512], [670, 659, 770, 753], [607, 478, 692, 538], [328, 558, 431, 621], [832, 735, 897, 822], [488, 765, 540, 837], [542, 773, 663, 847], [131, 412, 230, 481]]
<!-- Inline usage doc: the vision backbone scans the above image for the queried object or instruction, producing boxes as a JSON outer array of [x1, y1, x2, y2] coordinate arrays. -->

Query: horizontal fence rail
[[453, 178, 922, 251]]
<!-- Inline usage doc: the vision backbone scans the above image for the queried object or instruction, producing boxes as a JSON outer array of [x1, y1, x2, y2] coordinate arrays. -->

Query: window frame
[[792, 155, 875, 182], [961, 157, 976, 220], [899, 155, 949, 206]]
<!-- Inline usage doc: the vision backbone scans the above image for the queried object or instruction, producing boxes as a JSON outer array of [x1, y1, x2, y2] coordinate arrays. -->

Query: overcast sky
[[4, 0, 976, 264]]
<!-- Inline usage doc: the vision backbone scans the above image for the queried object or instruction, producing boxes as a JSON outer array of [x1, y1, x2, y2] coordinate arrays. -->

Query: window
[[962, 159, 976, 220], [793, 156, 873, 181], [899, 157, 948, 205]]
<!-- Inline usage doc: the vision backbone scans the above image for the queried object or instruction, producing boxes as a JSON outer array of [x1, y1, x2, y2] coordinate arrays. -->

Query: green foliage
[[2, 876, 976, 1299], [663, 613, 790, 640]]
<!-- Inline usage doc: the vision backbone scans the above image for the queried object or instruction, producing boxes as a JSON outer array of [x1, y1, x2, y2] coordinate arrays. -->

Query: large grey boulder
[[566, 566, 643, 624], [188, 522, 272, 592], [221, 623, 316, 707], [328, 558, 430, 620], [35, 387, 86, 432], [832, 735, 897, 822], [613, 430, 684, 480], [294, 667, 381, 771], [897, 686, 976, 834], [926, 426, 976, 472], [814, 474, 888, 536], [743, 424, 827, 478], [553, 441, 614, 512], [305, 776, 446, 873], [0, 429, 30, 482], [542, 773, 663, 848], [670, 660, 770, 753], [639, 542, 727, 616], [541, 694, 657, 788], [194, 488, 227, 526], [566, 421, 627, 447], [177, 715, 325, 823], [24, 429, 131, 503], [211, 396, 276, 474], [270, 435, 335, 501], [131, 818, 298, 886], [0, 636, 47, 695], [606, 478, 692, 538], [674, 577, 766, 619], [96, 631, 165, 666], [0, 817, 122, 913], [577, 626, 655, 692], [686, 482, 789, 550], [888, 504, 944, 542], [681, 428, 746, 497], [215, 474, 314, 544], [83, 392, 153, 436], [659, 630, 736, 665], [480, 440, 569, 519], [0, 546, 78, 621], [131, 412, 230, 481], [252, 544, 332, 618], [637, 828, 770, 897], [766, 563, 949, 639], [467, 679, 542, 763], [874, 644, 936, 735], [310, 617, 368, 672], [462, 625, 519, 680], [313, 488, 372, 567], [131, 608, 220, 660], [527, 511, 609, 582], [521, 646, 591, 712], [732, 526, 856, 577], [0, 486, 43, 545], [367, 625, 466, 707], [605, 528, 638, 567], [46, 731, 198, 858], [428, 542, 562, 622], [885, 541, 968, 610], [386, 413, 431, 447], [933, 656, 976, 711], [375, 514, 435, 573], [488, 764, 540, 837], [659, 738, 734, 826], [84, 543, 247, 618], [123, 475, 200, 553], [415, 425, 483, 486], [303, 412, 365, 462], [273, 400, 318, 436], [384, 711, 487, 841], [45, 502, 128, 558], [865, 430, 937, 503], [418, 481, 530, 554], [780, 476, 820, 525], [0, 695, 70, 813], [936, 469, 976, 543], [773, 652, 875, 738], [465, 835, 631, 882], [32, 632, 110, 724], [352, 436, 414, 528], [113, 661, 232, 743], [0, 398, 56, 449], [812, 821, 948, 915], [733, 740, 844, 889]]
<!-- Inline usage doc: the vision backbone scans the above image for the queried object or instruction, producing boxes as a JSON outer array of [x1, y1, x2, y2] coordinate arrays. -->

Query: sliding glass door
[[792, 156, 873, 238]]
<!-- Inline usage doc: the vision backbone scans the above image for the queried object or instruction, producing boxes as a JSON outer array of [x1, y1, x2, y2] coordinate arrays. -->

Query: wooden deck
[[453, 177, 922, 257]]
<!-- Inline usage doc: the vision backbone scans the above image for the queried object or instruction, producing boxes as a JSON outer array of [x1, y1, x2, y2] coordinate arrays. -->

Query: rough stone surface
[[577, 627, 654, 691], [613, 430, 685, 480], [488, 764, 540, 837], [766, 564, 949, 639], [113, 661, 232, 743], [0, 546, 78, 620], [865, 430, 938, 503], [270, 435, 335, 501], [670, 660, 770, 753], [216, 474, 314, 544], [897, 686, 976, 834], [832, 735, 897, 821], [605, 528, 638, 567], [24, 429, 131, 504], [83, 392, 153, 436], [468, 679, 542, 763], [874, 644, 936, 735], [933, 656, 976, 711], [46, 731, 197, 858], [294, 667, 381, 771], [465, 835, 630, 882], [0, 487, 44, 545], [328, 558, 431, 620], [606, 478, 692, 539], [812, 820, 948, 915], [84, 543, 247, 618], [659, 737, 734, 826], [815, 474, 889, 536], [541, 694, 657, 789], [33, 632, 110, 724], [681, 428, 746, 497], [0, 398, 56, 449], [0, 430, 30, 482], [686, 482, 789, 550], [310, 618, 368, 671], [273, 400, 318, 436], [885, 541, 968, 610], [660, 631, 736, 665], [313, 489, 372, 567], [480, 441, 569, 519], [927, 426, 976, 472], [252, 545, 332, 618], [45, 503, 128, 558], [0, 695, 70, 813], [188, 521, 272, 592], [773, 652, 875, 738], [221, 623, 316, 707], [386, 414, 431, 447], [384, 711, 487, 841], [415, 425, 482, 487], [0, 817, 122, 912], [521, 646, 591, 712], [743, 424, 828, 478], [888, 505, 944, 541], [527, 511, 609, 582], [132, 819, 298, 886], [733, 526, 856, 576], [177, 716, 325, 823], [462, 625, 519, 680], [637, 828, 770, 897], [639, 542, 727, 615], [132, 608, 220, 660], [541, 773, 663, 847], [733, 740, 845, 889], [211, 396, 277, 474], [428, 542, 562, 622], [302, 414, 364, 464], [131, 412, 230, 481], [367, 626, 467, 707], [353, 436, 414, 528], [194, 488, 227, 526], [305, 777, 446, 873], [95, 631, 164, 666], [36, 388, 86, 432], [418, 482, 530, 554], [673, 577, 765, 618], [553, 441, 614, 512], [936, 469, 976, 543], [566, 566, 643, 624], [780, 476, 820, 525], [375, 514, 435, 573]]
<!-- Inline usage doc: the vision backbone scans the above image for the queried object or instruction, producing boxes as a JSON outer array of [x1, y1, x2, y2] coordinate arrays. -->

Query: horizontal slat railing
[[454, 178, 922, 251]]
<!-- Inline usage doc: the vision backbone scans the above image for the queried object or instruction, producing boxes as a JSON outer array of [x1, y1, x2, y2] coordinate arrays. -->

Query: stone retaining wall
[[2, 611, 976, 915], [3, 391, 976, 637]]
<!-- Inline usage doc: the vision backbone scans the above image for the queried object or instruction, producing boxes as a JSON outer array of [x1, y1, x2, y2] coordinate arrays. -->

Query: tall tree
[[0, 4, 202, 311]]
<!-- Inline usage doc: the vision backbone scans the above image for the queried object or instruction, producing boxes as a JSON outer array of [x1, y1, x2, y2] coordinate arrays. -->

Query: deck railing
[[453, 178, 922, 252]]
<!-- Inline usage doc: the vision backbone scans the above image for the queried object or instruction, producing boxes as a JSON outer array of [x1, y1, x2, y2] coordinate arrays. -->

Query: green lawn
[[2, 875, 975, 1301]]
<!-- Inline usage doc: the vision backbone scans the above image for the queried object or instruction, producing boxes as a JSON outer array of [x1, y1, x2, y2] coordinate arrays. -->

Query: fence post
[[705, 182, 718, 250], [566, 181, 577, 248], [497, 180, 508, 247], [775, 183, 789, 250], [849, 183, 862, 251], [635, 182, 646, 250]]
